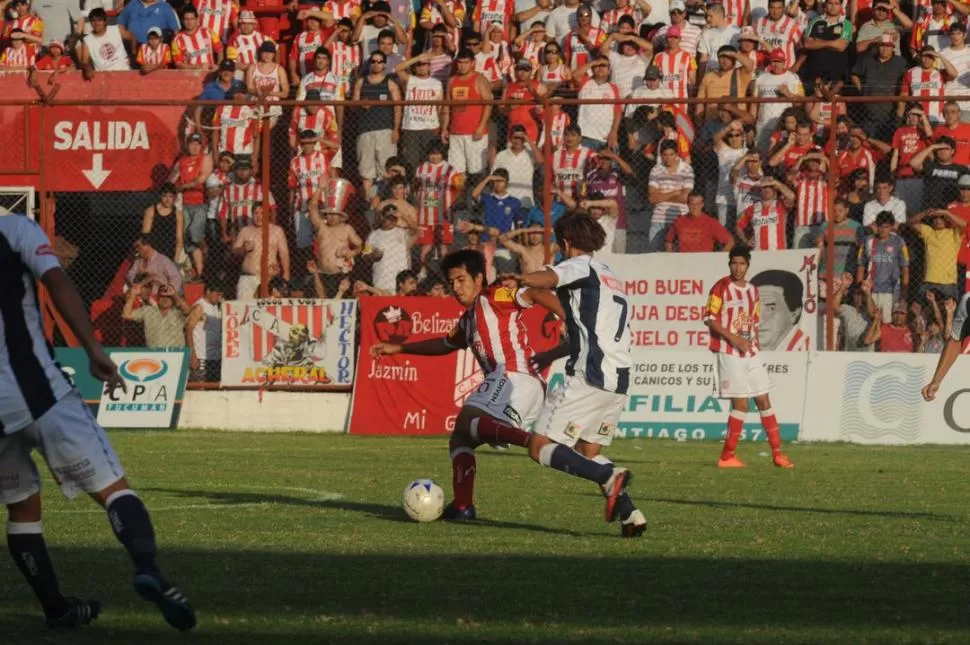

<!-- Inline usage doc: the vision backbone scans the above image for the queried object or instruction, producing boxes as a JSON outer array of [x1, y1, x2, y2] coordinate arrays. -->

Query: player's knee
[[527, 434, 547, 462]]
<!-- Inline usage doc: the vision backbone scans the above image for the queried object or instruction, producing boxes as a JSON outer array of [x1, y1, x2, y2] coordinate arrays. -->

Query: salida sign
[[49, 108, 183, 191]]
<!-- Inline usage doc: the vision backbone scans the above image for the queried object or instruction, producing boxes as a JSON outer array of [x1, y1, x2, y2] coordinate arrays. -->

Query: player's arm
[[516, 268, 559, 289], [518, 287, 565, 320], [703, 286, 752, 353], [370, 318, 467, 357], [185, 303, 204, 369], [924, 298, 966, 401]]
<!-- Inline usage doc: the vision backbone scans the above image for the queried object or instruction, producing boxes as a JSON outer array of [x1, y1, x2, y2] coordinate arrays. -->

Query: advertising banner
[[598, 250, 820, 352], [97, 350, 189, 428], [350, 296, 562, 436], [801, 352, 970, 444], [545, 349, 806, 441], [221, 298, 357, 388], [55, 347, 189, 428]]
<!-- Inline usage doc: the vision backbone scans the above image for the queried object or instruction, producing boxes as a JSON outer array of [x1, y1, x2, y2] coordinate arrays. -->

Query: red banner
[[350, 296, 562, 436], [0, 71, 208, 192]]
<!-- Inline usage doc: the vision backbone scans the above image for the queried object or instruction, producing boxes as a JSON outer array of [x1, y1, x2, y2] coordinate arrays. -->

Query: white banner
[[221, 298, 357, 387], [801, 352, 970, 444], [546, 349, 807, 441], [98, 350, 187, 428], [598, 250, 821, 352]]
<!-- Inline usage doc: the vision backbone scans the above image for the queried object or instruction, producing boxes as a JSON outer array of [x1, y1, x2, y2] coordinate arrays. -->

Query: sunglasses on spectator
[[727, 131, 743, 137], [370, 58, 385, 64]]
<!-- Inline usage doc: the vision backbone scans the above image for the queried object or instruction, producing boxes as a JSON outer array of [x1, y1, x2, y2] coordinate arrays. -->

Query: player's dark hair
[[135, 235, 153, 248], [687, 190, 704, 200], [396, 269, 419, 288], [441, 249, 486, 283], [750, 270, 803, 313], [658, 139, 678, 155], [181, 5, 198, 19], [729, 245, 751, 263], [874, 210, 895, 225], [378, 29, 395, 41], [554, 210, 606, 253], [314, 46, 331, 58], [205, 279, 226, 293], [160, 182, 177, 195], [88, 7, 108, 21]]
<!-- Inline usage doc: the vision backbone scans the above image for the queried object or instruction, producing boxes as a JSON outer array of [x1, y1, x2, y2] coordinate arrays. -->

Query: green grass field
[[1, 432, 968, 645]]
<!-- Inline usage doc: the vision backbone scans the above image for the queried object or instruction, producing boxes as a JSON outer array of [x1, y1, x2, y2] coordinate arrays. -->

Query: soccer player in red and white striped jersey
[[370, 249, 566, 521], [552, 124, 596, 201], [901, 48, 948, 124], [736, 180, 794, 250], [704, 246, 794, 469], [197, 0, 238, 43], [415, 140, 464, 264], [755, 0, 802, 68]]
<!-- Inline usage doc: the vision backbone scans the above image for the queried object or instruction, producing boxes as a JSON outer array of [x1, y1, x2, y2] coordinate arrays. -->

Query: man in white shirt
[[754, 49, 804, 151], [603, 23, 652, 97], [625, 65, 675, 118], [367, 203, 419, 292], [575, 55, 622, 150], [940, 22, 970, 118], [493, 125, 540, 208], [698, 2, 741, 76], [862, 178, 908, 229]]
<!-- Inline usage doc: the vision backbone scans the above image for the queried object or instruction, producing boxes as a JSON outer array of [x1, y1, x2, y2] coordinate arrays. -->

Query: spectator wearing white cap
[[225, 10, 267, 75], [136, 26, 172, 74], [652, 0, 702, 56], [33, 38, 72, 71]]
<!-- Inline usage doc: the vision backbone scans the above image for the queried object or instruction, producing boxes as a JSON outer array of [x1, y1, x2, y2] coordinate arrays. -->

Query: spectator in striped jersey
[[0, 29, 36, 69], [137, 26, 172, 74]]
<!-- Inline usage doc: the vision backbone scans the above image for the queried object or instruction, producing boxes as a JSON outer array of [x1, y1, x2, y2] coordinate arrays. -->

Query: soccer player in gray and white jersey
[[516, 210, 646, 537], [0, 215, 195, 631]]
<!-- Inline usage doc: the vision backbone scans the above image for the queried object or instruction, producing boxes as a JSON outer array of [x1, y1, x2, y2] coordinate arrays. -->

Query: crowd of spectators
[[7, 0, 970, 357]]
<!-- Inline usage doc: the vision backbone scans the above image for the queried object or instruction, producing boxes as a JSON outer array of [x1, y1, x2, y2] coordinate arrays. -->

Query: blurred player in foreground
[[515, 211, 647, 538], [370, 249, 563, 520], [704, 246, 794, 469], [0, 216, 195, 630], [922, 294, 970, 401]]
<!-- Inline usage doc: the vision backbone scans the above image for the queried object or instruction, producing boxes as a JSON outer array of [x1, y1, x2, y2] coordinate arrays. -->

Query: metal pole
[[259, 112, 271, 298], [542, 97, 554, 264], [825, 96, 838, 351]]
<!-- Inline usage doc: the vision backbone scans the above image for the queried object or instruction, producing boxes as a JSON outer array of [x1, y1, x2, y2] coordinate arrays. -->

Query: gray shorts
[[184, 204, 207, 251], [357, 129, 397, 181]]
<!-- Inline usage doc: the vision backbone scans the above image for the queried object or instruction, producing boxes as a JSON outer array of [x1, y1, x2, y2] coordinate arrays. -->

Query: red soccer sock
[[760, 409, 782, 454], [450, 447, 477, 508], [720, 410, 745, 460], [470, 416, 531, 448]]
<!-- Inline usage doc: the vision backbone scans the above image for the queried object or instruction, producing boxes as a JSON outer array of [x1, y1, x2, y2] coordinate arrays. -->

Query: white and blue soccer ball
[[402, 479, 445, 522]]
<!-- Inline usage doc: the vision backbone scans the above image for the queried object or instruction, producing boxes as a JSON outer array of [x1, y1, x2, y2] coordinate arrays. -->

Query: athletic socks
[[450, 447, 477, 509], [720, 409, 746, 460], [106, 491, 159, 574], [469, 416, 531, 448], [593, 455, 636, 522], [760, 408, 783, 455], [537, 443, 613, 485], [7, 521, 66, 616]]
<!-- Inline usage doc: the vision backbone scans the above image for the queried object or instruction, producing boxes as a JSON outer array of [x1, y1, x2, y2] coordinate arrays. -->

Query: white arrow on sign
[[82, 153, 112, 190]]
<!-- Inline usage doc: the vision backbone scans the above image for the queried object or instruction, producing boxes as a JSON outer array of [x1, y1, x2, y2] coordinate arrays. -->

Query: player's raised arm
[[370, 321, 467, 358], [923, 296, 969, 401]]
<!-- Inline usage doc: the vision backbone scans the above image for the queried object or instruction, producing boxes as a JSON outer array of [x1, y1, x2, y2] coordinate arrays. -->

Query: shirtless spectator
[[233, 204, 289, 299], [499, 225, 547, 273], [308, 191, 364, 297]]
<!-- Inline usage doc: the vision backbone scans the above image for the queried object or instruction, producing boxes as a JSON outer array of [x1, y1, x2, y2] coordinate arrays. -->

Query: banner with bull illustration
[[350, 296, 562, 436], [221, 299, 357, 388], [597, 250, 821, 352]]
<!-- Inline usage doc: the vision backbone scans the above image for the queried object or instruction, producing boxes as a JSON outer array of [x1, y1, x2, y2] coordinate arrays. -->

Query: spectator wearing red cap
[[33, 38, 72, 71], [226, 11, 268, 75], [799, 0, 852, 94], [172, 5, 223, 71], [755, 0, 802, 68], [850, 31, 906, 140], [651, 24, 697, 105], [653, 0, 702, 56], [136, 26, 173, 75], [754, 49, 804, 151], [855, 0, 908, 55]]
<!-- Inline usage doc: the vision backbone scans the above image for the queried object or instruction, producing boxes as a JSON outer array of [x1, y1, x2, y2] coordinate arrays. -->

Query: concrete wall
[[178, 390, 350, 433]]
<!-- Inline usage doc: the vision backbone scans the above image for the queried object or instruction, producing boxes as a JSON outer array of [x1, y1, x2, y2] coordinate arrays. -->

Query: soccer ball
[[402, 479, 445, 522]]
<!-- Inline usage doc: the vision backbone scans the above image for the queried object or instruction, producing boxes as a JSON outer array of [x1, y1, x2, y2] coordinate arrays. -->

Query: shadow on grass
[[142, 488, 598, 536], [1, 548, 968, 644], [639, 496, 959, 521]]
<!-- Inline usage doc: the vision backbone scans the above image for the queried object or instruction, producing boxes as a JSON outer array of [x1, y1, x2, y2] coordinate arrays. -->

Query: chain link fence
[[17, 90, 965, 382]]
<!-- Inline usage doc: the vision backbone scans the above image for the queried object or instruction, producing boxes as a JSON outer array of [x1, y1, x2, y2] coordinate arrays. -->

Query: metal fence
[[4, 90, 962, 383]]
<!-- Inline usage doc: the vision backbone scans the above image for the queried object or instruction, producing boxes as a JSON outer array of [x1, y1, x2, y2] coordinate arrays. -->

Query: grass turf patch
[[1, 432, 968, 644]]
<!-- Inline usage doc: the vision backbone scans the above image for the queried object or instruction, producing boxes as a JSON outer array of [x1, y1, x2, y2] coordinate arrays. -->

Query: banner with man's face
[[597, 250, 820, 352]]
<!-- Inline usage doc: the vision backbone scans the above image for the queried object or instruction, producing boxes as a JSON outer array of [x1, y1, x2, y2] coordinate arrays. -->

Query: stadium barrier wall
[[178, 390, 350, 433], [801, 352, 970, 445]]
